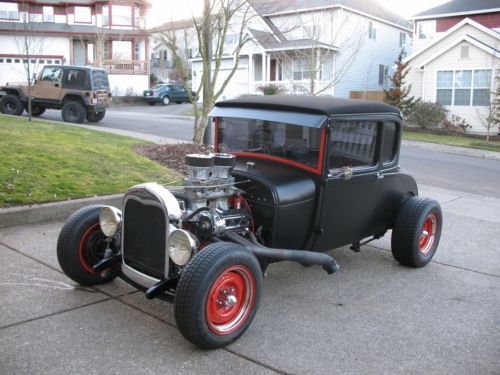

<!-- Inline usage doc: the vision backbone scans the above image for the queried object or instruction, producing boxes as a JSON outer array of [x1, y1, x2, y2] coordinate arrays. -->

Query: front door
[[31, 66, 63, 102], [314, 118, 401, 250]]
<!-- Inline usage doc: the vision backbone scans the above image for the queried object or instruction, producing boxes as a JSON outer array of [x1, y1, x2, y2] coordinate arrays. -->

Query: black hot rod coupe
[[57, 96, 442, 349]]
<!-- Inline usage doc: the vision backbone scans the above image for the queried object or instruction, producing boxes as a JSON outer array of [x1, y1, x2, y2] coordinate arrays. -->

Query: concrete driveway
[[0, 183, 499, 374]]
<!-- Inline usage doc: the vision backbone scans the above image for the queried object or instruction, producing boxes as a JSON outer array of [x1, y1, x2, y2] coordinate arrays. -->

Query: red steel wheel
[[206, 265, 256, 335], [78, 222, 108, 274], [419, 213, 438, 255]]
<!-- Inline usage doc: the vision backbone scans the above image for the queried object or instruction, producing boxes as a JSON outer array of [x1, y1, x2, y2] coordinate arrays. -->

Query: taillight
[[152, 90, 157, 96], [92, 92, 98, 104]]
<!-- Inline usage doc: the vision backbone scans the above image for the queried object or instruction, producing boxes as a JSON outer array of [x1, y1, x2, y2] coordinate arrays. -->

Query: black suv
[[0, 65, 110, 123]]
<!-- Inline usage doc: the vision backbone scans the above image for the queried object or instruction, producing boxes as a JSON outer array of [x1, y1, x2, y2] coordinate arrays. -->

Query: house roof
[[214, 95, 401, 118], [412, 0, 500, 20], [149, 18, 202, 33], [248, 28, 337, 52], [248, 0, 411, 29], [403, 17, 500, 64]]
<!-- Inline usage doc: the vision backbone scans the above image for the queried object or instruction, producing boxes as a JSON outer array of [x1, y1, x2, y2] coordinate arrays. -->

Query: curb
[[402, 140, 500, 161], [0, 194, 123, 229]]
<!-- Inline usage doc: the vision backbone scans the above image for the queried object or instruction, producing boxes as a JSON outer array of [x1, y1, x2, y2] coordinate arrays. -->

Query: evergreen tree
[[384, 49, 418, 117]]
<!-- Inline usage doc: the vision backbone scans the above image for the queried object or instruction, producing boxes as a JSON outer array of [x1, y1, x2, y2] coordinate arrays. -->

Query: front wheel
[[57, 205, 119, 286], [86, 110, 105, 123], [174, 242, 262, 349], [391, 196, 442, 267], [0, 94, 24, 116]]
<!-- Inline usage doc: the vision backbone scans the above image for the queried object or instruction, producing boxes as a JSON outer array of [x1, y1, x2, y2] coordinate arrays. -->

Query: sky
[[147, 0, 451, 27]]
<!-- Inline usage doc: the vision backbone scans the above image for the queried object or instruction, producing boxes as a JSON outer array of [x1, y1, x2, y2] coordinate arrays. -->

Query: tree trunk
[[193, 114, 209, 144]]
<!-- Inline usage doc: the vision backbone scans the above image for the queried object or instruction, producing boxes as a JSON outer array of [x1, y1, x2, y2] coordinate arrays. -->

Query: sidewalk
[[1, 183, 499, 373]]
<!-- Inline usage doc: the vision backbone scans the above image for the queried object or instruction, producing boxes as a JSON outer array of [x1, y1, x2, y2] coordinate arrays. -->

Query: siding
[[436, 13, 500, 32]]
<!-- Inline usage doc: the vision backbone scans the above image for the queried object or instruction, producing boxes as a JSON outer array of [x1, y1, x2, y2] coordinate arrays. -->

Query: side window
[[329, 121, 378, 170], [63, 69, 88, 89], [41, 67, 63, 82], [380, 122, 398, 164]]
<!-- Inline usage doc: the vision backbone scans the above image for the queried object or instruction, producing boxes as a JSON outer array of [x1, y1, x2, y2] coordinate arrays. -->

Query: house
[[0, 0, 150, 96], [405, 0, 500, 133], [152, 0, 412, 100]]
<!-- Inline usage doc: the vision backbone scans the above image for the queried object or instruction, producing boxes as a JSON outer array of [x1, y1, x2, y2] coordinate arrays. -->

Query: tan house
[[405, 1, 500, 133]]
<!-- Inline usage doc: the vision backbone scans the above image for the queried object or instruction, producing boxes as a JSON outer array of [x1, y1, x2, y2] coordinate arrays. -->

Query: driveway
[[0, 183, 499, 373]]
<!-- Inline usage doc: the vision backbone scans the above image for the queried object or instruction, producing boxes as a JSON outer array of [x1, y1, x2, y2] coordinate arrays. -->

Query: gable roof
[[403, 17, 500, 63], [248, 0, 411, 30], [413, 0, 500, 20], [247, 28, 338, 52]]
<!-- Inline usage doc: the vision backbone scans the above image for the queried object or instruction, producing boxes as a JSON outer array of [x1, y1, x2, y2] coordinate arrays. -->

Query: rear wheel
[[391, 196, 442, 267], [86, 110, 105, 123], [174, 242, 262, 349], [62, 101, 86, 123], [148, 102, 156, 106], [161, 95, 170, 105], [57, 205, 119, 286], [0, 94, 24, 115]]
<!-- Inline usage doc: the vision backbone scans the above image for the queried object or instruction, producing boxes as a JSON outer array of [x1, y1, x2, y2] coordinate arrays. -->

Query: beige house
[[405, 1, 500, 133]]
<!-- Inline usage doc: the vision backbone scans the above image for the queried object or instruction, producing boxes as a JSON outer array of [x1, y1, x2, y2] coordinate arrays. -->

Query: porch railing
[[249, 80, 334, 95], [101, 60, 148, 74]]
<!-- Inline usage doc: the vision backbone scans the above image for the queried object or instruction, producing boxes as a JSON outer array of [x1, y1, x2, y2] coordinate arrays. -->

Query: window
[[224, 33, 239, 45], [369, 21, 376, 40], [330, 121, 378, 169], [134, 6, 144, 28], [92, 70, 110, 90], [134, 41, 141, 61], [30, 59, 36, 63], [63, 69, 89, 89], [473, 70, 492, 106], [43, 6, 54, 22], [54, 60, 60, 64], [102, 5, 109, 26], [460, 45, 470, 59], [46, 59, 52, 64], [0, 59, 3, 63], [0, 2, 19, 20], [399, 32, 406, 47], [87, 43, 94, 64], [380, 122, 398, 164], [378, 64, 389, 85], [292, 58, 310, 80], [436, 70, 492, 106], [30, 13, 42, 22], [74, 6, 91, 23], [418, 20, 435, 40], [14, 58, 20, 63], [112, 40, 132, 60], [112, 5, 131, 25], [41, 67, 62, 82], [6, 58, 12, 63]]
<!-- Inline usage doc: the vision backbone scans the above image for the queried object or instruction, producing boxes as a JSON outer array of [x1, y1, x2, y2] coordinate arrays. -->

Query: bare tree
[[275, 10, 365, 95], [13, 2, 45, 121], [159, 0, 255, 144], [476, 55, 499, 143]]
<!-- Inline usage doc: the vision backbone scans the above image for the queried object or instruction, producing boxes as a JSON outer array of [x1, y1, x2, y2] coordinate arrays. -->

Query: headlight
[[169, 229, 198, 266], [99, 206, 122, 237]]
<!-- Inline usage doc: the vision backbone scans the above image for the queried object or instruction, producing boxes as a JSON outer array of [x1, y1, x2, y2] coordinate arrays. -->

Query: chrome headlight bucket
[[169, 229, 198, 266], [99, 206, 122, 237]]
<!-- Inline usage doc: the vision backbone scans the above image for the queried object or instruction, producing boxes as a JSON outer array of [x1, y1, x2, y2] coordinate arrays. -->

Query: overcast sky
[[147, 0, 451, 27]]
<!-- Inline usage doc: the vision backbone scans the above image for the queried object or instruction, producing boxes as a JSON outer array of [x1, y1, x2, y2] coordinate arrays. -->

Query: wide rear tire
[[391, 196, 442, 267], [174, 242, 262, 349], [0, 94, 24, 116], [86, 110, 105, 123], [57, 205, 119, 286], [62, 101, 86, 123]]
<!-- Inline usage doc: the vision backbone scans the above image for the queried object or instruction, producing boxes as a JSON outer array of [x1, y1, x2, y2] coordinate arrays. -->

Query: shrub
[[406, 101, 448, 129], [442, 114, 471, 134], [258, 84, 284, 95]]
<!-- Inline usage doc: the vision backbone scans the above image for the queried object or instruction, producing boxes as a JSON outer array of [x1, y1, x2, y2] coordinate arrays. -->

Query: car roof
[[215, 95, 401, 117]]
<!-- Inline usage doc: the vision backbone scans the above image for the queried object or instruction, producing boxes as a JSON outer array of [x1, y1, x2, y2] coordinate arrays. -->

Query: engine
[[179, 153, 252, 240]]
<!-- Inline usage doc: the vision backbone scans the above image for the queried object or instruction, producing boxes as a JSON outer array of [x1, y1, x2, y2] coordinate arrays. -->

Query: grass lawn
[[0, 115, 181, 207], [403, 131, 500, 153]]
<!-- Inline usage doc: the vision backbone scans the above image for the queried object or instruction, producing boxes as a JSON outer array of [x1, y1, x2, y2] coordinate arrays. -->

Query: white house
[[0, 0, 150, 96], [405, 0, 500, 133], [152, 0, 412, 100]]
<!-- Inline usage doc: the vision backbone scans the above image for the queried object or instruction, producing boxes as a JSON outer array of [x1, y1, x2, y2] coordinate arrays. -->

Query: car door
[[173, 84, 187, 101], [31, 66, 63, 102], [314, 117, 402, 250]]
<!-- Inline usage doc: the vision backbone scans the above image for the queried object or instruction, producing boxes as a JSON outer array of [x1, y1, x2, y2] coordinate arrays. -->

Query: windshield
[[92, 70, 109, 90], [216, 117, 324, 173]]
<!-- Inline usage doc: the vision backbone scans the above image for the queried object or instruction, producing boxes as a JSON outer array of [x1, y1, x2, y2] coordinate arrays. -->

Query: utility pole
[[202, 0, 212, 145]]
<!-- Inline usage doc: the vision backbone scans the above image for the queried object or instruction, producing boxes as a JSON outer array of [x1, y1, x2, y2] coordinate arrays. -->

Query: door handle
[[377, 172, 384, 179], [54, 83, 59, 87]]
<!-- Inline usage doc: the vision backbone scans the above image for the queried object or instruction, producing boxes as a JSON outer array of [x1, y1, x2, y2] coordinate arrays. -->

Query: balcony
[[101, 60, 148, 74]]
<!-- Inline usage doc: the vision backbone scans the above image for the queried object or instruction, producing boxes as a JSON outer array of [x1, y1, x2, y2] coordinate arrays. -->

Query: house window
[[369, 21, 376, 40], [0, 2, 19, 20], [30, 13, 42, 22], [292, 58, 310, 80], [112, 5, 132, 26], [473, 70, 492, 106], [224, 33, 239, 45], [112, 40, 132, 60], [74, 6, 91, 23], [436, 70, 492, 106], [418, 20, 436, 40], [378, 64, 389, 85], [134, 6, 144, 28], [134, 41, 141, 61], [87, 43, 95, 64], [102, 5, 109, 26], [460, 45, 470, 59], [399, 32, 406, 47], [43, 6, 54, 22]]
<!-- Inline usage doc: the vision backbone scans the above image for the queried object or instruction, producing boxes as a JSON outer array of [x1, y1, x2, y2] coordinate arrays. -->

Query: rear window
[[217, 117, 323, 172], [92, 70, 109, 90]]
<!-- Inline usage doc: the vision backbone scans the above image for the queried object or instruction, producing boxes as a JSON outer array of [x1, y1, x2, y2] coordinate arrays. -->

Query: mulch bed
[[134, 143, 211, 176]]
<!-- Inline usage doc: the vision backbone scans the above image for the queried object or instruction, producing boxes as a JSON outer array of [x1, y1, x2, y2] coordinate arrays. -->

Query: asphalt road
[[33, 105, 500, 198]]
